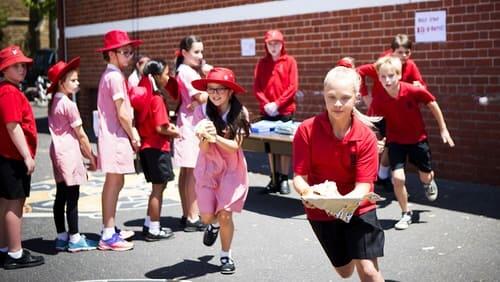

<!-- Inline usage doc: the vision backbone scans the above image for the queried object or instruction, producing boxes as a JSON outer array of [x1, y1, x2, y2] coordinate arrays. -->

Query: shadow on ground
[[145, 255, 219, 280]]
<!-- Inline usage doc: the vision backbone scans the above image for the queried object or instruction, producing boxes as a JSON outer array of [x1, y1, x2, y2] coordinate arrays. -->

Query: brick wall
[[65, 0, 500, 185]]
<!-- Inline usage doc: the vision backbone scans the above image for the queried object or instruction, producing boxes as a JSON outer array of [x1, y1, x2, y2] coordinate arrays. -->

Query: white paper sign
[[240, 38, 256, 56], [415, 10, 447, 43]]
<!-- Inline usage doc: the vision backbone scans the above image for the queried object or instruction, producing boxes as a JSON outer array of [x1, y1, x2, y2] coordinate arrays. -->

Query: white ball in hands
[[478, 96, 489, 106]]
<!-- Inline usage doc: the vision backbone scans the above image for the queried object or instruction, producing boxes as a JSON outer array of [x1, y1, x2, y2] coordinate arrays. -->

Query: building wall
[[63, 0, 500, 185]]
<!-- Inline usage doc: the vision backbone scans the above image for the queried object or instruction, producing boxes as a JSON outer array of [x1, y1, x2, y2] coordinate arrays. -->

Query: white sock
[[8, 249, 23, 259], [187, 217, 198, 223], [102, 227, 115, 240], [69, 233, 82, 244], [220, 249, 232, 259], [149, 221, 160, 235], [212, 222, 220, 229], [57, 232, 68, 241], [0, 247, 8, 253], [144, 216, 151, 227], [378, 165, 390, 179]]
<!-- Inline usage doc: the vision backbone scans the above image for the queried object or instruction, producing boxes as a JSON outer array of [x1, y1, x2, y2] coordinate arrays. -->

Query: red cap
[[264, 29, 284, 43], [336, 58, 354, 69], [47, 57, 80, 94], [96, 30, 143, 52], [192, 67, 245, 94], [0, 45, 33, 71]]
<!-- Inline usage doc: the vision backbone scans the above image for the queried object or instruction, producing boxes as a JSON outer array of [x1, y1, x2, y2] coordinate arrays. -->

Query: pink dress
[[97, 64, 135, 174], [193, 105, 249, 214], [48, 93, 86, 186], [173, 64, 201, 168]]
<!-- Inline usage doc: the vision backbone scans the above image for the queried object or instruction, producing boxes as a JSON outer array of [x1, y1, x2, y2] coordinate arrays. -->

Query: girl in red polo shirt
[[253, 29, 298, 195], [293, 66, 384, 281], [130, 59, 180, 241], [0, 45, 44, 269]]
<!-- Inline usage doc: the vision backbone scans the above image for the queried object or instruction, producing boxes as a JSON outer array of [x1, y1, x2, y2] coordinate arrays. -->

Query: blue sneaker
[[55, 239, 68, 251], [68, 235, 98, 253]]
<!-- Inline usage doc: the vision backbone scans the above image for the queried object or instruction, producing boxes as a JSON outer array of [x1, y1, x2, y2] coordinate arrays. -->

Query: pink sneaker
[[98, 233, 134, 251]]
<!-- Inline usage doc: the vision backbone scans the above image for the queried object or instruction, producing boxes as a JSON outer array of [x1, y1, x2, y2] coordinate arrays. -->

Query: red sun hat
[[191, 67, 245, 94], [0, 45, 33, 71], [47, 57, 80, 94], [264, 29, 284, 43], [96, 30, 143, 52], [336, 58, 354, 69]]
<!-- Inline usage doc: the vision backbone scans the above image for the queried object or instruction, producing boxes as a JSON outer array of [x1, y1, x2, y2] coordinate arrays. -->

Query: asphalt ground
[[0, 104, 499, 282]]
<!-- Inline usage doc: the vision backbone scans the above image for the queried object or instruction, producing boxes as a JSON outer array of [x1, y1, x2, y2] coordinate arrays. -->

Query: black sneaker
[[203, 224, 220, 246], [262, 178, 279, 194], [142, 226, 173, 236], [3, 250, 44, 270], [184, 219, 207, 232], [220, 257, 235, 274], [144, 228, 174, 242]]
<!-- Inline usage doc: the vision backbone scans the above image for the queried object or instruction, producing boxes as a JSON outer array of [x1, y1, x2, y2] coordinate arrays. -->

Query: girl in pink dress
[[174, 35, 208, 231], [96, 30, 142, 251], [47, 57, 98, 252], [191, 67, 250, 275]]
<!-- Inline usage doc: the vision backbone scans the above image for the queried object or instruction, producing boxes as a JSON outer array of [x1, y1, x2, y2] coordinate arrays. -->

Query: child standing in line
[[96, 30, 142, 251], [0, 45, 44, 269], [293, 66, 384, 281], [47, 57, 99, 252], [173, 35, 208, 232], [130, 59, 180, 241], [253, 29, 298, 195], [373, 56, 454, 230], [191, 67, 250, 275]]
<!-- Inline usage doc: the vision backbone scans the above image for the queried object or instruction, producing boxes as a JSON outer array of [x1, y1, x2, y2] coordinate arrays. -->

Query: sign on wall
[[241, 38, 256, 56], [415, 10, 447, 43]]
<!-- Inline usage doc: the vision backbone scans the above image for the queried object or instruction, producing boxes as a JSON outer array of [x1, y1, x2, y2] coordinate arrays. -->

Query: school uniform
[[173, 63, 201, 168], [96, 64, 135, 174], [293, 112, 384, 267], [0, 81, 37, 199]]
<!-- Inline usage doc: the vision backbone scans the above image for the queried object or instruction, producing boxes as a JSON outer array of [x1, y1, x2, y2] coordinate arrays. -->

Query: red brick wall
[[65, 0, 500, 185]]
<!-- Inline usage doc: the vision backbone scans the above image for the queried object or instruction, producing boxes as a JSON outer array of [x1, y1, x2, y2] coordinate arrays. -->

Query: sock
[[149, 221, 160, 235], [220, 249, 232, 259], [102, 227, 115, 240], [57, 232, 68, 241], [378, 165, 390, 179], [69, 233, 82, 244], [212, 222, 220, 228], [144, 216, 151, 228], [187, 217, 198, 223], [0, 247, 8, 253], [8, 249, 23, 259]]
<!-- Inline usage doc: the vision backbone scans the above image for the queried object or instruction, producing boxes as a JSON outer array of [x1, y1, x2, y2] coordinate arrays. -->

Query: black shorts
[[373, 119, 386, 138], [261, 114, 294, 122], [309, 210, 385, 267], [388, 140, 433, 173], [139, 148, 175, 184], [0, 155, 31, 199]]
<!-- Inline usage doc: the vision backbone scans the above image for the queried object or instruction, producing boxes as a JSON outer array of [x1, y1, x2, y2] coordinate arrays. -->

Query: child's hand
[[440, 128, 455, 147], [131, 128, 141, 152], [300, 188, 316, 209], [169, 124, 181, 138], [24, 156, 35, 175], [264, 102, 278, 117], [186, 100, 200, 112], [88, 154, 97, 171], [413, 81, 424, 88], [377, 137, 386, 154]]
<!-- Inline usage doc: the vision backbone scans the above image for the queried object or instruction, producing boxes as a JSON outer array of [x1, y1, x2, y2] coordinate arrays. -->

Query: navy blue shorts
[[0, 155, 31, 199], [139, 148, 175, 184], [388, 140, 433, 173]]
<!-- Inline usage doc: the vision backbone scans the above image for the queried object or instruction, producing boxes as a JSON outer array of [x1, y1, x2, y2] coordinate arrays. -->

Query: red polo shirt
[[0, 81, 37, 160], [371, 82, 435, 144], [293, 112, 379, 221]]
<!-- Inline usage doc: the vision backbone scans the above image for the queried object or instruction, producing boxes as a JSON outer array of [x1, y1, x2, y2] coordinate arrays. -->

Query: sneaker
[[220, 257, 235, 274], [115, 227, 135, 241], [203, 224, 220, 246], [55, 238, 68, 251], [184, 219, 207, 232], [423, 179, 438, 202], [263, 178, 279, 194], [279, 175, 291, 195], [144, 228, 174, 242], [68, 235, 98, 252], [142, 225, 171, 236], [3, 250, 45, 270], [98, 233, 134, 251], [394, 211, 413, 230]]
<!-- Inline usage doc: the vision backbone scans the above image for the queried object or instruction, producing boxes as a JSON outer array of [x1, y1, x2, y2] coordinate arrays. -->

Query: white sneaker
[[394, 211, 413, 230], [423, 179, 438, 202]]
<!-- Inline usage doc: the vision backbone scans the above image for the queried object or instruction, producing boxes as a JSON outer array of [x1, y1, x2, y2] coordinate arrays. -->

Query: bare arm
[[345, 182, 372, 198], [293, 174, 315, 208], [427, 101, 455, 147], [156, 123, 180, 138], [187, 92, 208, 111], [73, 125, 97, 170], [114, 98, 140, 150], [6, 122, 35, 174]]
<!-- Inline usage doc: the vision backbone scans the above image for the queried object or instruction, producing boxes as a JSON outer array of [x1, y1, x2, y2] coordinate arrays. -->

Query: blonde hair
[[375, 55, 402, 75], [323, 66, 382, 128]]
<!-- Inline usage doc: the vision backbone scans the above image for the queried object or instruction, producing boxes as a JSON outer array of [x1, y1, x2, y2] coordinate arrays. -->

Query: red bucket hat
[[96, 30, 143, 52], [0, 45, 33, 71], [47, 57, 80, 94], [192, 67, 245, 94], [264, 29, 284, 43]]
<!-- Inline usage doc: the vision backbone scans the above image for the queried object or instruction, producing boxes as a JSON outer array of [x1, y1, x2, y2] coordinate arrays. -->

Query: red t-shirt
[[293, 112, 379, 221], [253, 54, 298, 116], [371, 82, 435, 144], [0, 81, 37, 160]]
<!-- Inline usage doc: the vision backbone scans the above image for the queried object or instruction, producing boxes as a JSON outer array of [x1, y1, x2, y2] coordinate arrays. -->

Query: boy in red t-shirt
[[0, 45, 44, 269], [373, 56, 454, 230]]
